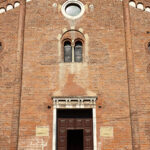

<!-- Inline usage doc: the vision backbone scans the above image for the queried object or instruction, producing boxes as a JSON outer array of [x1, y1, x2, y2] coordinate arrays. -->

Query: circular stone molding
[[61, 0, 85, 20]]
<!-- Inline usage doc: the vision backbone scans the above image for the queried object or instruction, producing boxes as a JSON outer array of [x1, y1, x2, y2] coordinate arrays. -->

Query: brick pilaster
[[123, 0, 141, 150], [10, 1, 26, 149]]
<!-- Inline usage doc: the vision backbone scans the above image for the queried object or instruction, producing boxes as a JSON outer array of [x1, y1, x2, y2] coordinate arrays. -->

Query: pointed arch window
[[74, 41, 82, 62], [64, 41, 72, 62]]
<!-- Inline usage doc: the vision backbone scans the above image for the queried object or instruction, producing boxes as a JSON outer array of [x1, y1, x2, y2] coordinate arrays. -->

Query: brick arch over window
[[61, 29, 85, 41]]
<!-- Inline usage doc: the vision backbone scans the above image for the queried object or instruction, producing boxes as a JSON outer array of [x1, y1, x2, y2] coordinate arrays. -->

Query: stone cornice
[[52, 97, 97, 108]]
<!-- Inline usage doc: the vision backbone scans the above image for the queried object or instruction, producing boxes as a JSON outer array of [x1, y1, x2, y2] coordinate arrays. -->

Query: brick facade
[[0, 0, 150, 149]]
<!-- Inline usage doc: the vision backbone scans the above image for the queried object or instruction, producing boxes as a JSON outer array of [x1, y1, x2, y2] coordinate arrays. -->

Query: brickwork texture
[[0, 0, 150, 149]]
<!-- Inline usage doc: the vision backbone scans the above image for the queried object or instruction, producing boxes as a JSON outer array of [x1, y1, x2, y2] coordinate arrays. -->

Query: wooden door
[[84, 119, 93, 150], [57, 118, 93, 150], [57, 119, 67, 150]]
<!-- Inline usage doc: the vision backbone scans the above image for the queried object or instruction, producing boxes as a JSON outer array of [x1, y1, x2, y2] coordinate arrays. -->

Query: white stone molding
[[61, 0, 85, 20], [93, 108, 97, 150], [52, 97, 97, 108], [52, 108, 57, 150], [52, 96, 97, 150]]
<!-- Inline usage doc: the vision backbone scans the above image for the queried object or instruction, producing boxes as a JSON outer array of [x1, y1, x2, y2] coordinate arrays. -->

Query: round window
[[61, 1, 85, 19]]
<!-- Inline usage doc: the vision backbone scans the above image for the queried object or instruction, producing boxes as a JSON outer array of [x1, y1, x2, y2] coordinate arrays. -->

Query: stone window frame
[[52, 96, 97, 150]]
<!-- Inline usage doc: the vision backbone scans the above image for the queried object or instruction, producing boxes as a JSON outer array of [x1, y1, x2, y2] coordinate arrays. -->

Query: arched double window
[[64, 40, 83, 62]]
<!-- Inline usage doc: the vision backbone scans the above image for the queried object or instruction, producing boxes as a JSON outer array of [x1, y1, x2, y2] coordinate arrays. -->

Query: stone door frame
[[52, 97, 97, 150]]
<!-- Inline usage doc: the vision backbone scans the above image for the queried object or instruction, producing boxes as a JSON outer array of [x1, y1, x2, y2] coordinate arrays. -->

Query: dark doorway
[[67, 130, 83, 150], [57, 109, 92, 118]]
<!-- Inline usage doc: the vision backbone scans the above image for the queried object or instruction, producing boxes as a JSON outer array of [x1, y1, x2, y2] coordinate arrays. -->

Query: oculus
[[61, 1, 85, 19]]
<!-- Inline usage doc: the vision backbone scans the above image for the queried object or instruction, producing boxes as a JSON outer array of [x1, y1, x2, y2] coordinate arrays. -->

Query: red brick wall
[[18, 0, 132, 149], [0, 5, 20, 149], [130, 5, 150, 150], [0, 0, 150, 149]]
